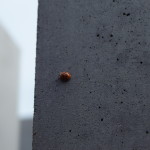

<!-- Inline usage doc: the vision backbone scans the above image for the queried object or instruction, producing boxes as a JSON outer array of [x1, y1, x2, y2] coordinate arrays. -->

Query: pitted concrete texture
[[33, 0, 150, 149]]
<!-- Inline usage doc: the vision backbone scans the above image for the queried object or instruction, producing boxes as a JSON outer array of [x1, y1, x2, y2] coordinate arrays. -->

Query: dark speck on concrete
[[97, 34, 100, 37], [146, 131, 149, 134], [123, 13, 130, 16], [110, 34, 113, 37]]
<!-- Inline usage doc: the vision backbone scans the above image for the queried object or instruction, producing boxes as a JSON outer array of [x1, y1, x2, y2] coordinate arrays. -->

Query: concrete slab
[[33, 0, 150, 149]]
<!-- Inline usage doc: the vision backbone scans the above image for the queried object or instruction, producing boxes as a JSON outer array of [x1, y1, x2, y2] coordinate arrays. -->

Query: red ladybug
[[59, 72, 71, 82]]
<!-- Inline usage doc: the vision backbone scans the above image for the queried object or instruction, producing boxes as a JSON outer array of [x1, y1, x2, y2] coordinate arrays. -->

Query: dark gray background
[[33, 0, 150, 149]]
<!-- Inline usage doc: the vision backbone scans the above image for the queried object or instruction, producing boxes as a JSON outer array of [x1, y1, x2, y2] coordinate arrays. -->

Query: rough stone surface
[[33, 0, 150, 149]]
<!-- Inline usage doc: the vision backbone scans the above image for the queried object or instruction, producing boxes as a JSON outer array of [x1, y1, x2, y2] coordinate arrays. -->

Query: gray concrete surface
[[33, 0, 150, 149]]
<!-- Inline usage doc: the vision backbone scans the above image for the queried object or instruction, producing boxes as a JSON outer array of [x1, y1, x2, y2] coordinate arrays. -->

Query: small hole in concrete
[[146, 131, 149, 134], [101, 118, 104, 121], [120, 101, 123, 104], [97, 34, 100, 37], [123, 89, 127, 92], [117, 58, 119, 61], [110, 34, 113, 37], [123, 13, 130, 16], [140, 61, 143, 64], [99, 106, 101, 109]]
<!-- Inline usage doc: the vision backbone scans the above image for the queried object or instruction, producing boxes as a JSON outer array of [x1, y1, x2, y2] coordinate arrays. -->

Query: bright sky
[[0, 0, 38, 118]]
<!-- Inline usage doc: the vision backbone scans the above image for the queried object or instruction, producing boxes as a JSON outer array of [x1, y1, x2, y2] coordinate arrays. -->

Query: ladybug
[[59, 72, 71, 82]]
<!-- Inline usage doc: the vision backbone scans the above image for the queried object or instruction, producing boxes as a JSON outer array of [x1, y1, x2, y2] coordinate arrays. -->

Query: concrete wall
[[33, 0, 150, 149]]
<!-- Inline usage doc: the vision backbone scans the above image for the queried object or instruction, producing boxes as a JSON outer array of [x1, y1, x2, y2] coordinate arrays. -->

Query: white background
[[0, 0, 38, 118]]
